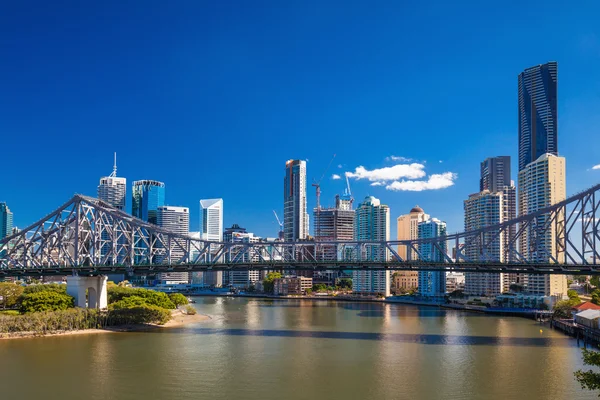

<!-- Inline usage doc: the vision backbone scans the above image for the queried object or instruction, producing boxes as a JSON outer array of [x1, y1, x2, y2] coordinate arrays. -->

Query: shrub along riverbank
[[0, 282, 190, 337]]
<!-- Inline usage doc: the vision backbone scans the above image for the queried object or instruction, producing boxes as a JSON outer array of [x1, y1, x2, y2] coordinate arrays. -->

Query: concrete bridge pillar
[[66, 275, 108, 309]]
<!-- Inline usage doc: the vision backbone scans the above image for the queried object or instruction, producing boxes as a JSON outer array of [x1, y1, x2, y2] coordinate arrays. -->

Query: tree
[[575, 348, 600, 396], [337, 278, 352, 290], [313, 283, 327, 292], [552, 299, 579, 319], [0, 283, 24, 309], [305, 288, 313, 295], [169, 293, 189, 307], [567, 289, 582, 304], [509, 283, 524, 293], [591, 276, 600, 289], [20, 291, 74, 313], [592, 290, 600, 306], [262, 272, 282, 294], [448, 290, 465, 299], [23, 283, 67, 294]]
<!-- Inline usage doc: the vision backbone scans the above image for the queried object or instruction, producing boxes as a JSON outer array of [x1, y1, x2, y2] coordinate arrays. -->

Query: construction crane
[[272, 210, 284, 240], [343, 173, 354, 206], [312, 154, 336, 240]]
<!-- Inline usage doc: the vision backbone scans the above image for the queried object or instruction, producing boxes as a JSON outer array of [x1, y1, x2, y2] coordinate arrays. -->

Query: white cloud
[[346, 163, 426, 182], [593, 164, 600, 170], [385, 172, 457, 192], [385, 155, 413, 162], [439, 160, 443, 163], [370, 181, 384, 186], [331, 174, 341, 180]]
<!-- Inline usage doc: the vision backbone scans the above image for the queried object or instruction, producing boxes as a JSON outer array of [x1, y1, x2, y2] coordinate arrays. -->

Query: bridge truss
[[1, 184, 599, 277]]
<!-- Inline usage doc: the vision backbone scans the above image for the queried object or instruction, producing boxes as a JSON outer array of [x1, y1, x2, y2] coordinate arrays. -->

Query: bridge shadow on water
[[157, 327, 574, 347]]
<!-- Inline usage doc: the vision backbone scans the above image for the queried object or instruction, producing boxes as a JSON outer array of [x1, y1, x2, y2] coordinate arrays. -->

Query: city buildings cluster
[[0, 61, 570, 300]]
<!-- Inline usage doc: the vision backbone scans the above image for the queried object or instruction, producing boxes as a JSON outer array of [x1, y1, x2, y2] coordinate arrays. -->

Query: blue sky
[[1, 1, 600, 237]]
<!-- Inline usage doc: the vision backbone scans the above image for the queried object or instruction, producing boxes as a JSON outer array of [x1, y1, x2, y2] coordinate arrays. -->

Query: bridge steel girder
[[0, 183, 599, 276]]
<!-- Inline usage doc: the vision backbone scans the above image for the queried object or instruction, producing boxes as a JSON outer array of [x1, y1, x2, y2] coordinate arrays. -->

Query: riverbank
[[0, 309, 211, 340]]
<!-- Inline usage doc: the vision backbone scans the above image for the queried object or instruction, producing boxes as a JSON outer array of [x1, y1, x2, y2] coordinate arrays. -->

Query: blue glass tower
[[417, 218, 447, 297], [132, 180, 166, 224], [0, 202, 13, 240], [518, 61, 558, 171]]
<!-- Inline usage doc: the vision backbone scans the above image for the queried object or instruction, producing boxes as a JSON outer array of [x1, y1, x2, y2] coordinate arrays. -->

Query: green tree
[[575, 348, 600, 396], [449, 290, 465, 299], [0, 282, 24, 309], [262, 272, 282, 294], [567, 289, 582, 304], [108, 296, 148, 310], [592, 290, 600, 306], [337, 278, 352, 290], [23, 283, 67, 294], [313, 283, 327, 292], [591, 276, 600, 288], [169, 293, 189, 307], [305, 288, 313, 295], [509, 283, 524, 293], [20, 291, 74, 313], [552, 299, 579, 319]]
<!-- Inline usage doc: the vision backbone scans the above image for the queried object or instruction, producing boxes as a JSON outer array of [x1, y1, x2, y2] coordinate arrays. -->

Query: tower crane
[[312, 154, 336, 239], [273, 210, 284, 240]]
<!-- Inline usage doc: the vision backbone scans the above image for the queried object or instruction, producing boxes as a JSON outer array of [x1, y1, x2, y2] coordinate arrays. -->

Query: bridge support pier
[[66, 275, 108, 309]]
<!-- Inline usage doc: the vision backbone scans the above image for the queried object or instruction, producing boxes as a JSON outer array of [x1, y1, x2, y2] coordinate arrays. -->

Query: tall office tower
[[283, 159, 308, 241], [418, 218, 447, 297], [132, 180, 166, 224], [518, 153, 567, 298], [0, 202, 13, 240], [463, 191, 504, 296], [352, 196, 390, 296], [222, 224, 261, 289], [518, 62, 558, 172], [395, 206, 430, 291], [97, 153, 126, 210], [200, 198, 224, 286], [157, 206, 190, 284]]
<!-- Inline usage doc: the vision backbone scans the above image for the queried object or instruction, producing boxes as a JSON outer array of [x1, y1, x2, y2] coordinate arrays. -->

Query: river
[[0, 297, 595, 400]]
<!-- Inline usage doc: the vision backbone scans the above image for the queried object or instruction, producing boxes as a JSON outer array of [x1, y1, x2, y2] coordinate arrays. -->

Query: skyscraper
[[97, 153, 126, 210], [463, 191, 504, 296], [157, 206, 190, 284], [353, 196, 390, 296], [313, 195, 355, 259], [200, 198, 224, 287], [518, 153, 567, 297], [395, 206, 430, 291], [200, 199, 223, 242], [518, 62, 558, 171], [132, 180, 166, 224], [418, 218, 447, 297], [283, 159, 308, 241], [0, 202, 13, 240]]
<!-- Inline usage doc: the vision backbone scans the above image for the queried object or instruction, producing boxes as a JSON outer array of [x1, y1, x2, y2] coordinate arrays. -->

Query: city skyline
[[2, 2, 600, 239]]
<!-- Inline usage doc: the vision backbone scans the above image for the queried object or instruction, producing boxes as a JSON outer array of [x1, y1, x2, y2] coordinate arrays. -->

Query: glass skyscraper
[[283, 159, 308, 241], [0, 202, 13, 240], [132, 180, 166, 224], [518, 61, 558, 171], [417, 218, 447, 297]]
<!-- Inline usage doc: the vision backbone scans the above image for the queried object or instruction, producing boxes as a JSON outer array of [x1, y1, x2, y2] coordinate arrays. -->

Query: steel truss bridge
[[1, 183, 599, 278]]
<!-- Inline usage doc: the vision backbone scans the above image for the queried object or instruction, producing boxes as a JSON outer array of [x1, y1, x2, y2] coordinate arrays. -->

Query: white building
[[283, 159, 309, 241], [463, 190, 505, 296], [518, 153, 567, 298], [222, 224, 261, 289], [200, 198, 224, 286], [157, 206, 190, 284], [352, 196, 390, 296], [97, 153, 126, 210]]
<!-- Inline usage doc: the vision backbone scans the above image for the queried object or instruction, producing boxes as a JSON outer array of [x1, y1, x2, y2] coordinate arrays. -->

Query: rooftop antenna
[[110, 152, 118, 177]]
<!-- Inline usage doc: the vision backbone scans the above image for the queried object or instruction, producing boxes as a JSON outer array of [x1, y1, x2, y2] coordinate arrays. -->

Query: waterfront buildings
[[274, 276, 313, 296], [446, 272, 465, 293], [97, 154, 126, 210], [200, 198, 224, 286], [222, 224, 261, 289], [417, 218, 447, 297], [0, 202, 13, 240], [518, 61, 558, 171], [132, 180, 166, 224], [353, 196, 390, 296], [283, 159, 308, 241], [396, 206, 430, 291], [518, 153, 567, 297], [157, 206, 190, 284]]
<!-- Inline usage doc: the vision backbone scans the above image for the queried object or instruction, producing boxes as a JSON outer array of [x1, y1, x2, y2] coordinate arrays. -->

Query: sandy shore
[[0, 309, 211, 340]]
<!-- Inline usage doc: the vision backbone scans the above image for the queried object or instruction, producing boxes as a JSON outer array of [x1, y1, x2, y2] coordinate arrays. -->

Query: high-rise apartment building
[[132, 180, 166, 224], [200, 198, 224, 287], [463, 191, 504, 296], [396, 206, 430, 291], [353, 196, 390, 296], [314, 195, 355, 258], [157, 206, 190, 284], [518, 153, 567, 297], [283, 159, 308, 241], [518, 62, 558, 171], [0, 202, 13, 240], [222, 224, 261, 289], [418, 218, 447, 297], [97, 154, 126, 210]]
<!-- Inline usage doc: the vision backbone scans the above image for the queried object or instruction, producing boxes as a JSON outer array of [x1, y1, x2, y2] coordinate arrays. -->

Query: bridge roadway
[[2, 260, 599, 277]]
